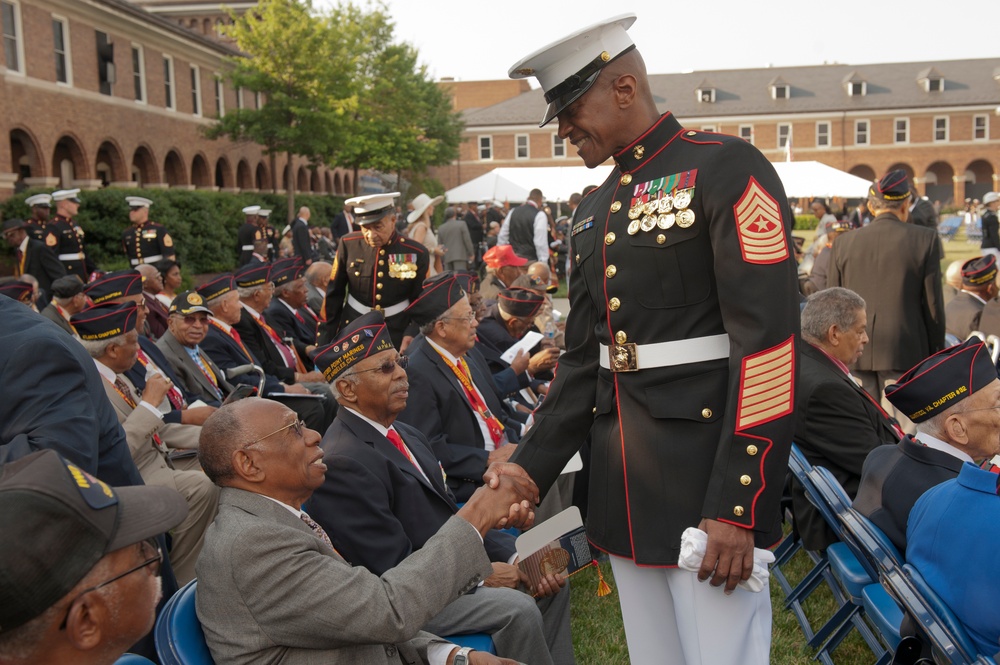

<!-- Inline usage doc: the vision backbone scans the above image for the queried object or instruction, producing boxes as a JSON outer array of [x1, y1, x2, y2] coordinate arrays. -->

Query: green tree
[[208, 0, 355, 219]]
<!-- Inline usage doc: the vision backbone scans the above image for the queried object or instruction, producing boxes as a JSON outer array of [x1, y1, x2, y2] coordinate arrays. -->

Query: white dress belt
[[599, 333, 730, 371], [130, 254, 164, 266], [241, 244, 255, 251], [347, 293, 410, 318], [58, 252, 85, 261]]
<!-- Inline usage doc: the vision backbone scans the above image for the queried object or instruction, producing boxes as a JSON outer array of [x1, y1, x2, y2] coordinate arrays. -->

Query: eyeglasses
[[958, 405, 1000, 414], [439, 311, 477, 324], [353, 355, 409, 375], [59, 539, 161, 630], [242, 419, 305, 449], [175, 314, 209, 325]]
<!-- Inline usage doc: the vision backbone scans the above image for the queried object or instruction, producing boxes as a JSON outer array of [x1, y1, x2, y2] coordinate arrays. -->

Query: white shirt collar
[[278, 297, 297, 315], [18, 236, 28, 253], [209, 316, 233, 333], [92, 358, 117, 383], [259, 493, 303, 518], [343, 406, 390, 436], [241, 302, 261, 319], [425, 336, 459, 365], [915, 432, 975, 464]]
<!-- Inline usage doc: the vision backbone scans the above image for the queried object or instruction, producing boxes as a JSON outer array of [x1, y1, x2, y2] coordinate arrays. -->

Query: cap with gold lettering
[[960, 255, 998, 288], [85, 270, 143, 305], [70, 302, 139, 341], [169, 290, 212, 316], [234, 262, 271, 289], [0, 449, 186, 634], [196, 273, 236, 303], [270, 256, 305, 288], [313, 311, 394, 382], [869, 170, 912, 203], [885, 339, 997, 423]]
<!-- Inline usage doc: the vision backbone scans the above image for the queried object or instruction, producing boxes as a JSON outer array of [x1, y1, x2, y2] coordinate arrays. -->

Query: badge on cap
[[64, 460, 117, 508]]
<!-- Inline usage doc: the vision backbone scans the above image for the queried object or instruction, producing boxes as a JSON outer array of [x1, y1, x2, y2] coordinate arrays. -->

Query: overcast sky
[[317, 0, 1000, 83]]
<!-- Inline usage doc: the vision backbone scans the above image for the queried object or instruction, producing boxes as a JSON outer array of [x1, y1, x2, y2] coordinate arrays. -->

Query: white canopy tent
[[770, 161, 872, 199], [444, 161, 871, 204], [444, 166, 613, 203]]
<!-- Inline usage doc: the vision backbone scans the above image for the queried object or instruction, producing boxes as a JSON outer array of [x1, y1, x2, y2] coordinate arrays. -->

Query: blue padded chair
[[444, 633, 498, 655], [154, 580, 215, 665], [114, 655, 156, 665], [881, 565, 985, 665]]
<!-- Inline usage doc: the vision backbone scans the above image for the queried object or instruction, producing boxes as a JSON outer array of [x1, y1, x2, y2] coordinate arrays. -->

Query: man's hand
[[525, 571, 566, 598], [486, 443, 516, 467], [527, 347, 559, 375], [483, 461, 536, 495], [458, 470, 538, 534], [446, 648, 521, 665], [141, 373, 171, 406], [509, 349, 529, 375], [179, 405, 217, 426], [696, 518, 754, 593], [483, 562, 520, 589], [295, 370, 325, 383], [281, 383, 309, 395]]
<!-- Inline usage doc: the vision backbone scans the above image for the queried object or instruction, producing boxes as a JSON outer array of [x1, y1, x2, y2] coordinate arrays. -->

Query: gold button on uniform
[[377, 271, 383, 278], [609, 297, 621, 311], [379, 260, 385, 266], [374, 305, 382, 311], [701, 408, 712, 419], [620, 174, 632, 185], [375, 294, 382, 301], [733, 506, 745, 517], [615, 331, 627, 344], [575, 254, 581, 263], [605, 232, 616, 245], [656, 234, 666, 244], [746, 445, 758, 456], [376, 283, 383, 289], [606, 265, 617, 278], [633, 145, 645, 159], [610, 201, 622, 212], [740, 475, 752, 486]]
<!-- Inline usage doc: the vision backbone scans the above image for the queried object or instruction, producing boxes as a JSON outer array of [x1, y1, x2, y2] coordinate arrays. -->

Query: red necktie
[[386, 428, 409, 457]]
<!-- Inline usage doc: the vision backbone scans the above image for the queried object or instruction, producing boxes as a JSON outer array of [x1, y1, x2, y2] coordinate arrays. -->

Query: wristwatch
[[453, 646, 474, 665]]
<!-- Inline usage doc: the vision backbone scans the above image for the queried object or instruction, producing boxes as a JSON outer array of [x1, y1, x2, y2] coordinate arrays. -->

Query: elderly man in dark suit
[[39, 274, 87, 335], [829, 170, 946, 433], [2, 217, 66, 300], [156, 291, 233, 405], [792, 288, 901, 551], [195, 396, 535, 665], [397, 274, 525, 503], [264, 257, 319, 356], [945, 255, 998, 341], [854, 339, 999, 551], [307, 311, 571, 665]]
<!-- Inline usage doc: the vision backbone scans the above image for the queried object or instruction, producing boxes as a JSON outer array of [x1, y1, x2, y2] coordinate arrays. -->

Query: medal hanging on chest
[[388, 253, 418, 279], [626, 170, 698, 235]]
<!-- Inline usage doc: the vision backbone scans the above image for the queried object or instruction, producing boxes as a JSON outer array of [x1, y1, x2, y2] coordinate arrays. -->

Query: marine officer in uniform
[[499, 15, 798, 665], [258, 208, 279, 261], [24, 193, 57, 247], [49, 189, 90, 280], [122, 196, 176, 268], [319, 192, 429, 349], [237, 205, 265, 267]]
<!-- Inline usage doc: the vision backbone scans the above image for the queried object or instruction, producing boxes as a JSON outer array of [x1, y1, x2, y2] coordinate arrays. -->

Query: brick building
[[434, 59, 1000, 205], [0, 0, 354, 201]]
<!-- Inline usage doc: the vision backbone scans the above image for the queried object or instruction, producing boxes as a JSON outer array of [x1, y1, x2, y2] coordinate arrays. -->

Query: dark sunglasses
[[354, 355, 409, 375]]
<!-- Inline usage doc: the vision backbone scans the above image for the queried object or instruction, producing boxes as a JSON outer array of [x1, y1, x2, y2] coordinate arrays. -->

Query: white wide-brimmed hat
[[407, 193, 444, 224]]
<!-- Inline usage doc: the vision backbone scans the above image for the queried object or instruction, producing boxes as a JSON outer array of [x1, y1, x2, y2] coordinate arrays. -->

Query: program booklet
[[516, 507, 593, 594]]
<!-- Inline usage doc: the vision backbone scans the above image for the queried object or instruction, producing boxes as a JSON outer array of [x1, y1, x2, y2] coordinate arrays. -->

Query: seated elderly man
[[906, 463, 1000, 660], [479, 245, 528, 303], [39, 275, 87, 335], [945, 255, 998, 341], [195, 397, 535, 665], [72, 302, 218, 584], [156, 291, 234, 405], [306, 311, 573, 665], [304, 260, 331, 314], [398, 273, 526, 503], [136, 264, 170, 340], [792, 287, 902, 551], [0, 449, 187, 665], [264, 256, 320, 355], [854, 338, 1000, 551]]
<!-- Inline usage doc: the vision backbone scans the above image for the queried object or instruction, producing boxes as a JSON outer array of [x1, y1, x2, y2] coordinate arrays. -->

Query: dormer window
[[770, 77, 790, 100], [849, 81, 865, 96], [697, 88, 715, 103], [925, 77, 943, 92], [917, 67, 945, 93]]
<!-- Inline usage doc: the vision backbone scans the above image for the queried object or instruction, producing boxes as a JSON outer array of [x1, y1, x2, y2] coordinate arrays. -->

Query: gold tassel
[[594, 560, 612, 597]]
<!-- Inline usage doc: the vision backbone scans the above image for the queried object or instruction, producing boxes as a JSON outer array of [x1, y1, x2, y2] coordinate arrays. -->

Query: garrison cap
[[270, 256, 305, 288], [51, 275, 86, 299], [346, 192, 399, 225], [169, 290, 212, 316], [885, 339, 998, 423], [85, 270, 143, 305], [0, 281, 33, 304], [508, 13, 637, 126], [52, 189, 81, 203], [498, 287, 546, 319], [24, 194, 52, 208], [234, 262, 271, 289], [71, 302, 139, 341], [0, 449, 186, 635], [313, 311, 394, 382], [196, 273, 236, 303], [404, 271, 468, 327], [869, 170, 912, 203], [961, 255, 998, 287], [455, 271, 480, 295]]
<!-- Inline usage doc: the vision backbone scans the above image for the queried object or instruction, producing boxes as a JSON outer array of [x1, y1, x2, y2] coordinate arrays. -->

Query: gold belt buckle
[[609, 343, 638, 372]]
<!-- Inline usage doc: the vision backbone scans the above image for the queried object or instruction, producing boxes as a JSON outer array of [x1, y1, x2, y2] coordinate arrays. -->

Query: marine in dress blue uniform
[[49, 189, 90, 280], [503, 15, 798, 665], [23, 193, 57, 247], [122, 196, 175, 267], [319, 192, 429, 349]]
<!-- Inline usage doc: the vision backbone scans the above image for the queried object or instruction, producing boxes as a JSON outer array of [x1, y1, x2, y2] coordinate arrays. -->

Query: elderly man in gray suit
[[437, 206, 475, 273], [195, 396, 537, 665], [156, 291, 233, 404]]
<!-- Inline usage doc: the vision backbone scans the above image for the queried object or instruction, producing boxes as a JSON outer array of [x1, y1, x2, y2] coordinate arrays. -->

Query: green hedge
[[1, 188, 344, 275], [793, 214, 819, 231]]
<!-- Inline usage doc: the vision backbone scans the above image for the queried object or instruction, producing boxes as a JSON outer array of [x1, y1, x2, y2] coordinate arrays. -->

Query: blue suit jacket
[[306, 409, 515, 575], [200, 323, 284, 396]]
